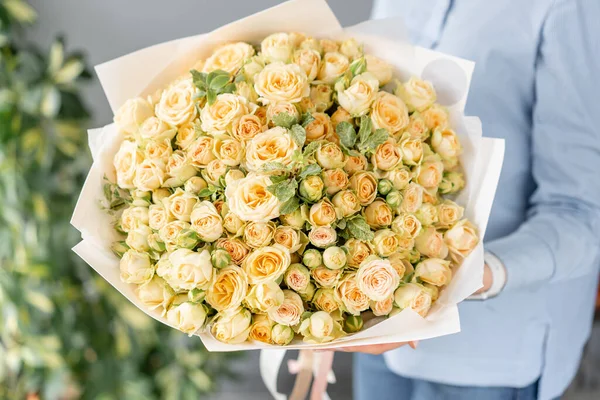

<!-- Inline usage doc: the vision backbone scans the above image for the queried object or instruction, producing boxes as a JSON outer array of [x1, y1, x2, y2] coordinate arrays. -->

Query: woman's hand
[[333, 340, 419, 355]]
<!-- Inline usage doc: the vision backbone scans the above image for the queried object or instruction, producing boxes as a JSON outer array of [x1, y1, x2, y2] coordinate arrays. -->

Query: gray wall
[[27, 0, 373, 126]]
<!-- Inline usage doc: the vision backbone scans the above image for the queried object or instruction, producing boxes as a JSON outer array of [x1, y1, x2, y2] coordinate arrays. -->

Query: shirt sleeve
[[485, 0, 600, 291]]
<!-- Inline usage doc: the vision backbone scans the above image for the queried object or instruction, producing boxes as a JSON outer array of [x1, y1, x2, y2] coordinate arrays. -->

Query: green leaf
[[298, 163, 322, 179], [290, 124, 306, 148], [207, 70, 230, 89], [280, 196, 300, 214], [336, 121, 357, 149], [234, 73, 246, 83], [271, 112, 298, 129], [261, 162, 287, 172], [206, 90, 217, 105], [359, 128, 389, 153], [357, 115, 373, 145], [346, 215, 374, 241], [302, 140, 322, 158], [267, 178, 298, 203], [301, 112, 316, 128], [269, 175, 289, 184], [221, 82, 236, 94], [349, 57, 367, 76], [198, 187, 215, 197]]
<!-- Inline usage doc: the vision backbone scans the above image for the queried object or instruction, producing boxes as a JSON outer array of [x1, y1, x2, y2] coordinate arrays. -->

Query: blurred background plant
[[0, 1, 238, 399]]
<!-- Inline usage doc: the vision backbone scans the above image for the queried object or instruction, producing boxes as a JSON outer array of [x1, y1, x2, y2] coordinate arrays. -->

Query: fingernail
[[409, 341, 419, 349]]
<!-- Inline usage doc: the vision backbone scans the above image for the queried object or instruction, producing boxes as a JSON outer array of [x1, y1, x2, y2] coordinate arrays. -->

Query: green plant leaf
[[346, 215, 374, 241], [302, 140, 322, 158], [357, 115, 373, 145], [290, 124, 306, 148], [301, 112, 315, 128], [272, 112, 298, 129], [359, 128, 388, 153], [298, 163, 321, 179], [336, 121, 357, 149], [267, 178, 298, 203], [260, 161, 288, 172], [280, 196, 300, 214]]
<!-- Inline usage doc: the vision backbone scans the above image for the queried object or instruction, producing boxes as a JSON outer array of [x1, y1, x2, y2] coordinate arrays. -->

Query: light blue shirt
[[372, 1, 600, 399]]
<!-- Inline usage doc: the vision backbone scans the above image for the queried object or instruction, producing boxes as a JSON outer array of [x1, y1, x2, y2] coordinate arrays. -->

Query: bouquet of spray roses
[[72, 0, 503, 352]]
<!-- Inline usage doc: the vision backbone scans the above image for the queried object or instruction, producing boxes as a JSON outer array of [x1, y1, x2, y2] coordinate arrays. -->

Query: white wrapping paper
[[71, 0, 504, 352]]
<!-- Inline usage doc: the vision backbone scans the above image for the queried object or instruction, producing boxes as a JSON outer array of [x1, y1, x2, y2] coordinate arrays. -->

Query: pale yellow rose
[[203, 42, 255, 74], [163, 188, 197, 222], [155, 78, 198, 126], [249, 314, 275, 344], [311, 265, 342, 288], [395, 77, 437, 113], [187, 135, 216, 168], [337, 72, 379, 116], [372, 229, 401, 257], [167, 302, 207, 336], [254, 62, 310, 104], [245, 281, 284, 313], [261, 32, 293, 63], [211, 306, 252, 344], [236, 81, 259, 103], [279, 204, 309, 230], [274, 226, 306, 253], [415, 227, 449, 259], [161, 248, 214, 291], [266, 101, 300, 126], [343, 153, 368, 175], [436, 200, 464, 229], [444, 219, 479, 261], [232, 114, 266, 142], [120, 206, 149, 233], [431, 128, 462, 159], [293, 48, 321, 81], [322, 168, 349, 196], [313, 288, 340, 313], [416, 156, 444, 189], [133, 159, 165, 192], [164, 150, 197, 187], [114, 97, 154, 135], [421, 104, 450, 131], [323, 246, 347, 270], [371, 296, 394, 317], [225, 173, 281, 223], [343, 239, 373, 268], [331, 189, 361, 218], [136, 276, 174, 313], [114, 140, 144, 189], [200, 93, 254, 135], [315, 142, 345, 169], [308, 226, 337, 248], [244, 127, 299, 172], [120, 249, 154, 285], [242, 244, 291, 285], [201, 159, 228, 186], [157, 220, 189, 251], [339, 38, 362, 59], [349, 171, 378, 206], [372, 138, 402, 171], [206, 266, 249, 312], [138, 117, 176, 143], [331, 107, 353, 129], [399, 133, 424, 166], [401, 182, 424, 213], [391, 213, 422, 239], [215, 238, 249, 266], [268, 289, 304, 326], [244, 221, 276, 248], [309, 199, 337, 227], [213, 134, 244, 167], [403, 112, 430, 140], [388, 253, 413, 280], [382, 167, 411, 190], [299, 311, 343, 344], [335, 273, 370, 315], [221, 211, 245, 236], [317, 52, 349, 84], [310, 84, 334, 113], [272, 323, 295, 345], [363, 199, 393, 229], [284, 263, 311, 292], [365, 54, 393, 86], [415, 258, 452, 286], [371, 92, 409, 135], [319, 39, 339, 53], [145, 138, 173, 165], [190, 201, 224, 242], [183, 177, 207, 196], [241, 55, 266, 83], [393, 283, 432, 317]]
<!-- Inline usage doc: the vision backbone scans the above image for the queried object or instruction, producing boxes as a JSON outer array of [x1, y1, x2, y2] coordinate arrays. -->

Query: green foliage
[[190, 69, 236, 105], [0, 3, 238, 399]]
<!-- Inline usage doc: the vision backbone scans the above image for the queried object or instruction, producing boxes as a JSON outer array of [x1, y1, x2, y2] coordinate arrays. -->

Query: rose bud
[[393, 283, 432, 317], [308, 226, 337, 248], [249, 314, 275, 344], [299, 311, 344, 344], [184, 176, 207, 195], [245, 281, 285, 313], [310, 84, 334, 113], [315, 142, 346, 169], [211, 307, 252, 344], [126, 224, 152, 252], [280, 204, 309, 230], [343, 314, 364, 333], [331, 107, 353, 128], [436, 200, 464, 229], [224, 169, 245, 187], [415, 258, 452, 287], [378, 179, 393, 196], [299, 175, 325, 203], [385, 190, 403, 209], [167, 302, 207, 336], [176, 229, 201, 249], [371, 296, 394, 317], [188, 288, 206, 303], [438, 171, 465, 194], [332, 189, 361, 218], [223, 212, 246, 236], [387, 252, 413, 280], [299, 282, 316, 302], [272, 323, 295, 345], [152, 188, 171, 204], [130, 190, 152, 207], [211, 248, 232, 269], [343, 239, 373, 268], [309, 199, 337, 227], [303, 249, 323, 269], [284, 263, 311, 292], [431, 128, 462, 160], [415, 203, 439, 226], [323, 246, 347, 270], [423, 283, 440, 302], [415, 227, 449, 259], [391, 213, 422, 239], [313, 288, 340, 314]]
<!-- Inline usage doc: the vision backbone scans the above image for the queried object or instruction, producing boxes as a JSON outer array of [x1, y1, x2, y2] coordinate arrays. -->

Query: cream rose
[[163, 188, 197, 222], [211, 307, 252, 344], [343, 153, 367, 175], [399, 133, 424, 166], [356, 256, 400, 301], [444, 219, 479, 260], [331, 107, 353, 129], [202, 159, 228, 187], [311, 266, 342, 288], [114, 97, 154, 135], [309, 199, 337, 227], [293, 48, 321, 81], [120, 249, 154, 285], [206, 266, 248, 312], [313, 288, 340, 313], [138, 116, 176, 142], [188, 201, 223, 242], [299, 311, 343, 344], [308, 226, 337, 248], [120, 206, 149, 233], [421, 104, 450, 131], [388, 253, 413, 280], [242, 244, 291, 285], [436, 200, 464, 229], [148, 204, 171, 231], [245, 280, 284, 312], [317, 52, 349, 84], [393, 283, 432, 317], [415, 227, 449, 259], [136, 276, 174, 313], [161, 249, 214, 291], [371, 92, 409, 135], [133, 159, 165, 192], [404, 112, 430, 140], [244, 127, 299, 172], [365, 54, 393, 86], [268, 289, 304, 326], [416, 157, 444, 189], [203, 42, 255, 74], [391, 213, 422, 239], [274, 226, 305, 253], [200, 93, 254, 135], [164, 150, 197, 187], [175, 121, 199, 150], [344, 239, 373, 268], [315, 142, 345, 169], [254, 62, 310, 104], [284, 263, 311, 292], [331, 189, 361, 218], [167, 302, 207, 336], [335, 273, 370, 315], [372, 138, 402, 171], [382, 167, 411, 191], [261, 32, 293, 63], [232, 114, 266, 142], [187, 135, 216, 168], [363, 199, 393, 228], [249, 314, 275, 344], [157, 220, 189, 251], [272, 323, 295, 345], [145, 138, 173, 165], [225, 173, 281, 223], [349, 171, 378, 206], [431, 128, 462, 159], [395, 77, 437, 113], [310, 84, 334, 113], [337, 72, 379, 116], [372, 229, 400, 257], [370, 296, 394, 316], [222, 212, 246, 236], [266, 101, 300, 126], [213, 134, 244, 166], [114, 140, 144, 189], [216, 238, 250, 266], [401, 182, 424, 213], [244, 221, 276, 248], [155, 78, 198, 126], [415, 258, 452, 286], [241, 55, 266, 83]]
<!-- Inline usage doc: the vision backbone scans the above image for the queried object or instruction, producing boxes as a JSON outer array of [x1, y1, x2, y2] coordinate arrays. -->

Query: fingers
[[337, 341, 413, 355]]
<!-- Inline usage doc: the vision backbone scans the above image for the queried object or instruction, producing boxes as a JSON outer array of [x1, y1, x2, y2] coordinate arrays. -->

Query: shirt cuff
[[484, 229, 555, 292]]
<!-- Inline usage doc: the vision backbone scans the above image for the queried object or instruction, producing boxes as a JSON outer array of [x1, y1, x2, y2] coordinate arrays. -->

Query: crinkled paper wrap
[[71, 0, 504, 352]]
